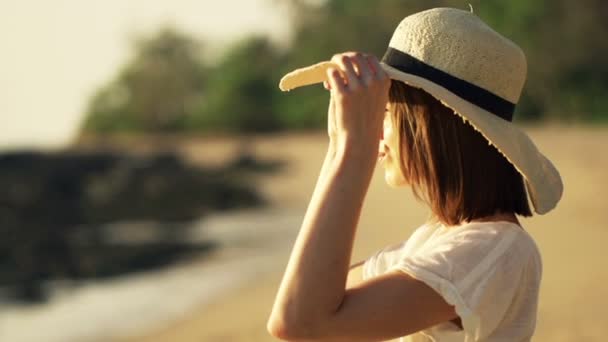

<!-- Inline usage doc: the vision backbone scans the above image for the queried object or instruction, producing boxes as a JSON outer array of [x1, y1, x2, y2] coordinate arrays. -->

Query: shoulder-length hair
[[388, 81, 532, 226]]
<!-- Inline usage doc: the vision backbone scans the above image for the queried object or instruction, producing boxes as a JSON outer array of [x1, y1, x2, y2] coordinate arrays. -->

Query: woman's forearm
[[310, 140, 337, 204], [268, 140, 377, 337]]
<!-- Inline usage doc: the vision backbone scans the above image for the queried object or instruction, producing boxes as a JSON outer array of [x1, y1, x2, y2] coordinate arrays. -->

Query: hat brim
[[279, 61, 563, 214]]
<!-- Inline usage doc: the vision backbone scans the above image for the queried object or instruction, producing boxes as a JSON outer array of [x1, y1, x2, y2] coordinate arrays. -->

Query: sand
[[123, 126, 608, 342]]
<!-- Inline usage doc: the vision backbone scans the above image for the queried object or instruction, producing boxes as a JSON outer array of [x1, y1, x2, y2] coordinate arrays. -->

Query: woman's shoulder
[[444, 220, 530, 243], [444, 221, 542, 268]]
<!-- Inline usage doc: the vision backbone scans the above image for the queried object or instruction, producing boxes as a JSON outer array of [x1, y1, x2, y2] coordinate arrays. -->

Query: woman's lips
[[378, 142, 388, 163], [378, 151, 387, 162]]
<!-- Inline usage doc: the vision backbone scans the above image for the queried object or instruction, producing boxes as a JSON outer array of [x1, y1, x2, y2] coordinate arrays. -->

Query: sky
[[0, 0, 291, 150]]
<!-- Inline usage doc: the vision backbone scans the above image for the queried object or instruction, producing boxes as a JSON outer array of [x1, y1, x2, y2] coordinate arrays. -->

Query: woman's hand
[[322, 52, 390, 156], [323, 85, 338, 143]]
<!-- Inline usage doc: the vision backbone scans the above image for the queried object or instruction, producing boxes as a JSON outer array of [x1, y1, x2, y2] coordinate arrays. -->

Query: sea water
[[0, 207, 302, 342]]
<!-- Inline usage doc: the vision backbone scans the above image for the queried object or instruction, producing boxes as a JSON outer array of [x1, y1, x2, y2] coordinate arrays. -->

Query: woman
[[268, 8, 563, 341]]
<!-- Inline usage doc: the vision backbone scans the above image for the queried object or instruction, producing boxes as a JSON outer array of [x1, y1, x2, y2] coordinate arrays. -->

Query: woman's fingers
[[331, 54, 359, 90], [367, 55, 388, 80], [323, 80, 331, 90], [351, 53, 374, 85], [326, 67, 346, 94], [328, 52, 386, 91]]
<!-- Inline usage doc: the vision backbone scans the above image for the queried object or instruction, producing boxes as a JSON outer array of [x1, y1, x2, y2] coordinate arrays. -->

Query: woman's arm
[[268, 51, 386, 338], [267, 139, 378, 339]]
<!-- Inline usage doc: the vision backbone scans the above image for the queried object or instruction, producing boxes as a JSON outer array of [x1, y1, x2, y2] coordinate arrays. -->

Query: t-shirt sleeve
[[362, 239, 410, 280], [386, 227, 530, 340], [363, 243, 395, 280], [363, 224, 433, 280]]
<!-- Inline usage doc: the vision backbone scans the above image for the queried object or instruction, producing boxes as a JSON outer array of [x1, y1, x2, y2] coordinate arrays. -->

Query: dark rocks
[[0, 149, 281, 302]]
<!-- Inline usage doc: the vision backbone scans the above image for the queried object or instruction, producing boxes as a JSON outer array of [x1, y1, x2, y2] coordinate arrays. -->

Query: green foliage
[[82, 27, 207, 133], [83, 0, 608, 134], [186, 37, 284, 133], [473, 0, 608, 121]]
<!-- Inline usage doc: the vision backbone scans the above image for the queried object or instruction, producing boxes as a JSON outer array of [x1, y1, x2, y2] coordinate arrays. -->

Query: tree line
[[82, 0, 608, 134]]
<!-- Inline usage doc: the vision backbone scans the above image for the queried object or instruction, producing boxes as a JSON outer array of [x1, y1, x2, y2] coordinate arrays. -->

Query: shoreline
[[0, 207, 302, 342], [123, 270, 286, 342]]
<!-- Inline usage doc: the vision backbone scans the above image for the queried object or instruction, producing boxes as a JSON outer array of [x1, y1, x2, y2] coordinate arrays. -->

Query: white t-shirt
[[362, 220, 542, 342]]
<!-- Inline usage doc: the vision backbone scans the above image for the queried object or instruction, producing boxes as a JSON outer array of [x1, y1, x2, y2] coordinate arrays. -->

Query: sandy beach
[[119, 126, 607, 341]]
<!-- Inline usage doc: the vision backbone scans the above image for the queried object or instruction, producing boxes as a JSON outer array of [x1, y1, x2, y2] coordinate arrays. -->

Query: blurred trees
[[185, 37, 284, 132], [82, 27, 207, 132], [474, 0, 608, 121], [83, 0, 608, 134]]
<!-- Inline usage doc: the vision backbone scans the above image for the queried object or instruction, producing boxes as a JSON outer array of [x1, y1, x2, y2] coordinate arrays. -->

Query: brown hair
[[388, 81, 532, 226]]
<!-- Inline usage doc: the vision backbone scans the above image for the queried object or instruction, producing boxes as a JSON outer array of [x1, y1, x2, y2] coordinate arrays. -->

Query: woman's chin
[[384, 170, 407, 188]]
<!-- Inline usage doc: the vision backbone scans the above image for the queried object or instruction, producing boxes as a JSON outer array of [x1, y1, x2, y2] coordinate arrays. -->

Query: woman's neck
[[469, 212, 520, 226]]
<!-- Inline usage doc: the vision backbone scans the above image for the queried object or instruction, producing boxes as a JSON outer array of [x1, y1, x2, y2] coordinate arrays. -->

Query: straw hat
[[278, 7, 563, 214]]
